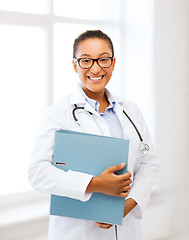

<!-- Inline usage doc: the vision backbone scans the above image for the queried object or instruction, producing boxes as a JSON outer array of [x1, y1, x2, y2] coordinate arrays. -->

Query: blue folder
[[50, 130, 129, 225]]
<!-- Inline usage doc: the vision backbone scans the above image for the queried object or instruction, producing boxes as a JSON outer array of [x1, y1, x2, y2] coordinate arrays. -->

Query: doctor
[[29, 30, 158, 240]]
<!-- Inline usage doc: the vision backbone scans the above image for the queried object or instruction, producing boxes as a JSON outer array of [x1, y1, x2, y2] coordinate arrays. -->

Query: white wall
[[154, 0, 189, 239]]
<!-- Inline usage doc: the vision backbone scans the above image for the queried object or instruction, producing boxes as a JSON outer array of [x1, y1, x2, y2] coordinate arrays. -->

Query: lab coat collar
[[69, 84, 98, 116], [69, 84, 86, 105], [69, 83, 124, 107], [69, 83, 126, 137], [80, 87, 117, 114]]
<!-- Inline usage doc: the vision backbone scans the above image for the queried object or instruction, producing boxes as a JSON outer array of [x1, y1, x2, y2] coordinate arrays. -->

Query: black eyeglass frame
[[74, 56, 114, 69]]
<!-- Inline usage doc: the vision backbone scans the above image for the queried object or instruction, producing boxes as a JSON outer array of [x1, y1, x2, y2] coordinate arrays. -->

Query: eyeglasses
[[74, 57, 114, 69]]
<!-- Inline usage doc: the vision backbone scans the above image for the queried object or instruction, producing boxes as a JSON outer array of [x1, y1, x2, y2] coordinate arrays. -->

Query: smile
[[87, 76, 104, 81]]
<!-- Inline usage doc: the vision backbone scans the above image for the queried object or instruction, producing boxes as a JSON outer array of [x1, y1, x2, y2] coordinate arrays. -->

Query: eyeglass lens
[[79, 57, 112, 68]]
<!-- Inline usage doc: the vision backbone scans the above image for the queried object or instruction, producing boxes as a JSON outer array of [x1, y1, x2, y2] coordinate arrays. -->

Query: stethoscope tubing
[[72, 104, 150, 153], [122, 110, 143, 142], [73, 104, 92, 121]]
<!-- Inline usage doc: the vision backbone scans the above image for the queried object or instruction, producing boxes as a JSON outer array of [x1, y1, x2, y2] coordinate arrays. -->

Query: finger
[[107, 163, 125, 173], [120, 179, 132, 187], [122, 171, 132, 179], [118, 172, 132, 181], [102, 224, 112, 229], [121, 185, 131, 192], [113, 185, 131, 197], [126, 171, 132, 178], [96, 222, 113, 229], [96, 222, 111, 226], [119, 191, 129, 198]]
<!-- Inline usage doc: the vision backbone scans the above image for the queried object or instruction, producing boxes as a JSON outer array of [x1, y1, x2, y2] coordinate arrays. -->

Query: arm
[[96, 198, 137, 229], [86, 163, 133, 229], [124, 102, 159, 219], [124, 198, 137, 217], [28, 106, 94, 202]]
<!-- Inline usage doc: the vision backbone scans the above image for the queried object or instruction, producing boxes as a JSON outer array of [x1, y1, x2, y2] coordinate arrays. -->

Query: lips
[[87, 75, 104, 82]]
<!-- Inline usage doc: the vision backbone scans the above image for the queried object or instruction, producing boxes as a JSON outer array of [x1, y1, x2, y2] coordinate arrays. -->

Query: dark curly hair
[[73, 30, 114, 58]]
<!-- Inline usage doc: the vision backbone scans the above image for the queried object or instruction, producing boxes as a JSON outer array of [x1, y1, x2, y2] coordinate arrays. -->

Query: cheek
[[106, 70, 113, 79], [78, 70, 88, 80], [81, 70, 86, 77]]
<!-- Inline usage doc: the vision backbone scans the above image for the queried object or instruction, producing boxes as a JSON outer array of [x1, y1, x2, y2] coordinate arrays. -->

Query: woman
[[29, 30, 158, 240]]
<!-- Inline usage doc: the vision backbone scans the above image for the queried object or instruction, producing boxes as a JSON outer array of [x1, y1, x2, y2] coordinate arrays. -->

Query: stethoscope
[[72, 104, 150, 155]]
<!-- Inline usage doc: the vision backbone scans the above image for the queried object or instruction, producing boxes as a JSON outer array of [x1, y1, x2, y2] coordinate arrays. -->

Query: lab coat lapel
[[114, 101, 127, 139], [69, 85, 103, 135], [105, 89, 127, 138], [84, 101, 112, 137], [82, 102, 103, 135]]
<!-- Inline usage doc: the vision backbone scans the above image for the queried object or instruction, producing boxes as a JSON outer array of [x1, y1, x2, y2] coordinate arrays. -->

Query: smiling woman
[[72, 34, 116, 109], [28, 30, 158, 240], [0, 1, 156, 240]]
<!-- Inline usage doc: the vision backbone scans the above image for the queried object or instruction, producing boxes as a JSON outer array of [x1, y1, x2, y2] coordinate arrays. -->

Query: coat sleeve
[[28, 104, 94, 202], [126, 103, 159, 219]]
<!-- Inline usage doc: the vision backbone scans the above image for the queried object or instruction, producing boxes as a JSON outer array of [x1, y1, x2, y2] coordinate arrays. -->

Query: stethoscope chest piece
[[140, 141, 150, 155]]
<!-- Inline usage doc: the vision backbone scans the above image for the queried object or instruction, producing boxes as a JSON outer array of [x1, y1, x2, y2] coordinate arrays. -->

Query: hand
[[96, 199, 137, 229], [86, 163, 132, 198], [96, 222, 113, 229]]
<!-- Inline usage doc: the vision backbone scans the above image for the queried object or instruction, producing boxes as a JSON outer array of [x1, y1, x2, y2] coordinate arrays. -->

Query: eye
[[80, 58, 92, 63], [99, 58, 109, 62]]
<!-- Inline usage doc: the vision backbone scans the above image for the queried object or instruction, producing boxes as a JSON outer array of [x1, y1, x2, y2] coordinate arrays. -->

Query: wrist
[[86, 177, 100, 193], [124, 198, 137, 217]]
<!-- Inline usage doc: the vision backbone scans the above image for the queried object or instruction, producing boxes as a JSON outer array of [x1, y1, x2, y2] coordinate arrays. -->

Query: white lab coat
[[28, 84, 158, 240]]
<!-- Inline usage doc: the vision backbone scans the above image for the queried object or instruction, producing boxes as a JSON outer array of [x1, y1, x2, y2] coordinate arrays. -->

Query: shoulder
[[112, 94, 142, 116], [111, 93, 146, 128], [45, 94, 71, 117], [40, 93, 75, 130]]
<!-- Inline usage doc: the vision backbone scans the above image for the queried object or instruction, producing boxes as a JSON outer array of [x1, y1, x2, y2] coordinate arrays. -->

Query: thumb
[[107, 163, 126, 173]]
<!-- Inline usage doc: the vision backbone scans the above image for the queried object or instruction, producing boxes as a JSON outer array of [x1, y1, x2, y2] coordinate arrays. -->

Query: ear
[[112, 57, 116, 71], [72, 59, 78, 73]]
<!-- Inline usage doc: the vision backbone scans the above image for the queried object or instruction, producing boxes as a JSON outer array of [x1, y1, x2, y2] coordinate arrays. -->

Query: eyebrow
[[80, 54, 90, 57], [79, 52, 111, 58], [99, 52, 111, 56]]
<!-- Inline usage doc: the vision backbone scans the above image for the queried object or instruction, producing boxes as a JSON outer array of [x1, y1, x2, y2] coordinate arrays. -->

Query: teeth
[[89, 76, 103, 80]]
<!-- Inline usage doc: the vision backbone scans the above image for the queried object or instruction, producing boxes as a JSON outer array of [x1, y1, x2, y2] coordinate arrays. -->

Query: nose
[[90, 60, 101, 74]]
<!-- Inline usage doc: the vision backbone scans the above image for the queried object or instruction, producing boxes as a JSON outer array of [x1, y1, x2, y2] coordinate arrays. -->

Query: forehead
[[76, 38, 112, 57]]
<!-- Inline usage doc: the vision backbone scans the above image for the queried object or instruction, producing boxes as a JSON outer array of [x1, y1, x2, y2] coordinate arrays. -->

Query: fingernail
[[121, 163, 125, 166]]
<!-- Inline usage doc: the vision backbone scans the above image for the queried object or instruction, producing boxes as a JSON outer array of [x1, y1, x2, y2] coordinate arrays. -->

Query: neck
[[82, 87, 105, 102], [82, 87, 109, 113]]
